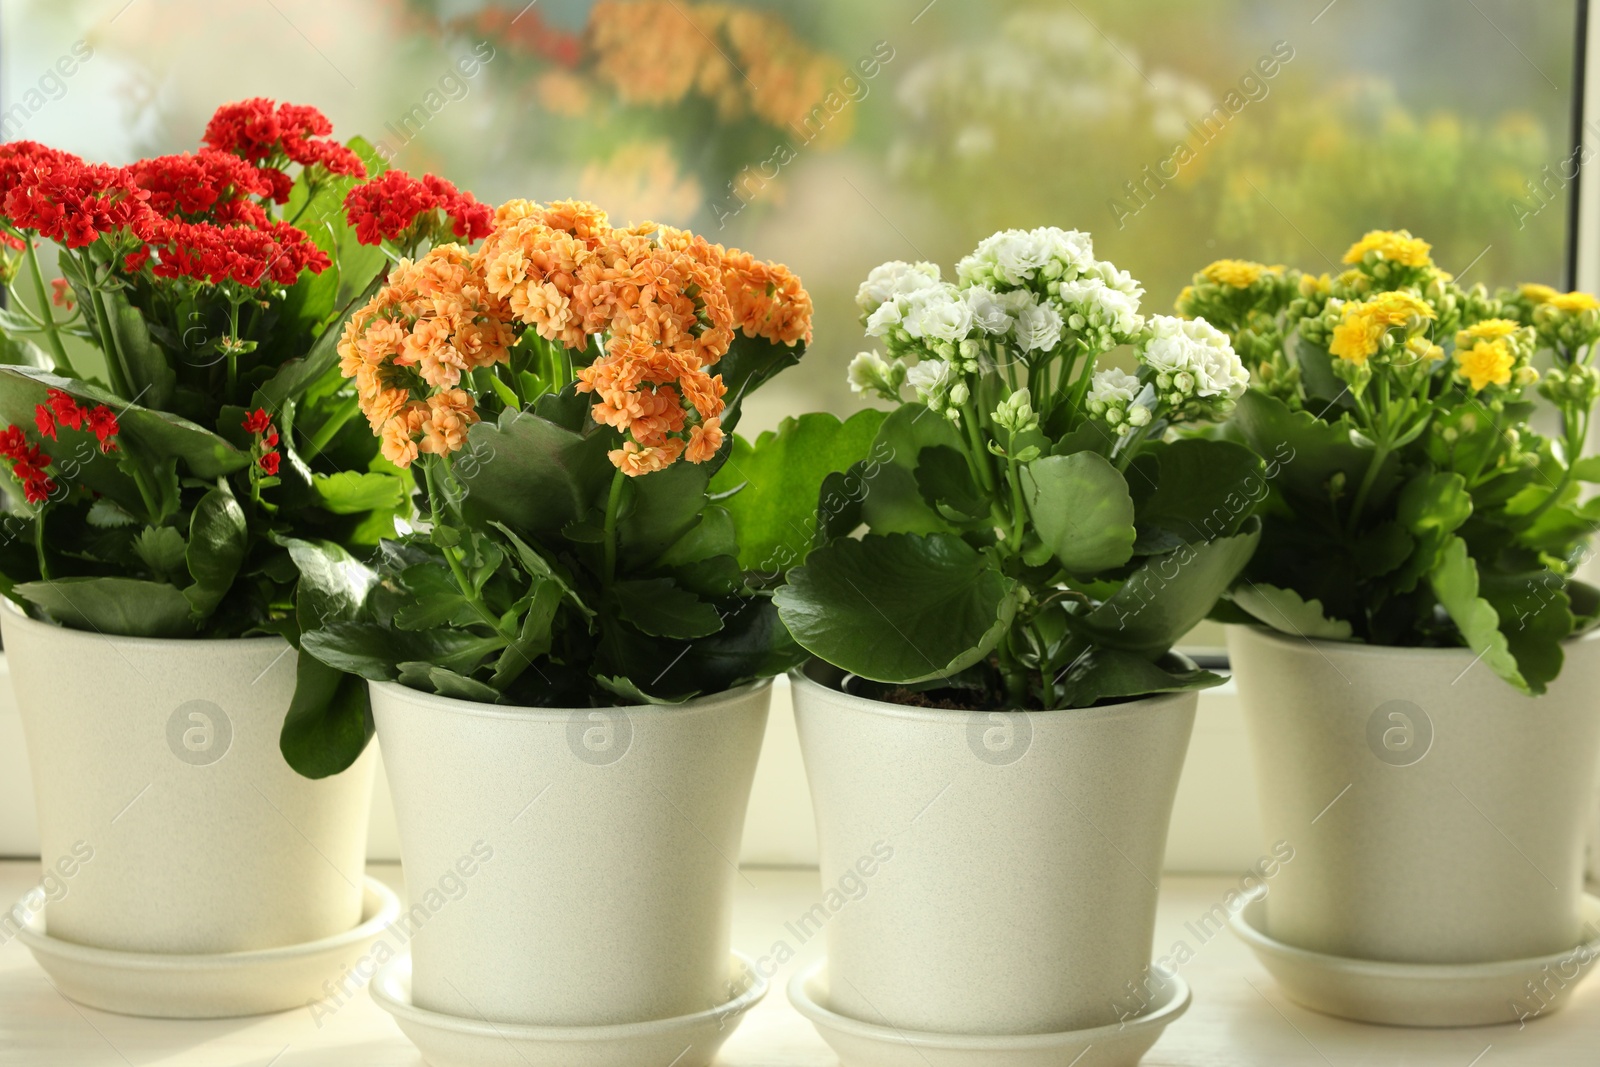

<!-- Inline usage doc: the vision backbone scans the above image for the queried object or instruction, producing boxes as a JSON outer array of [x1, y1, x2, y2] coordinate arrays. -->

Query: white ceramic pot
[[1227, 624, 1600, 964], [789, 665, 1197, 1036], [369, 678, 771, 1027], [2, 604, 375, 954]]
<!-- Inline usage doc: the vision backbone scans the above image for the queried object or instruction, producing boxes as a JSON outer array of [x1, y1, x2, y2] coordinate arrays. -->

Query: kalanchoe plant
[[1181, 230, 1600, 694], [771, 228, 1262, 710], [0, 98, 493, 775], [295, 198, 820, 770]]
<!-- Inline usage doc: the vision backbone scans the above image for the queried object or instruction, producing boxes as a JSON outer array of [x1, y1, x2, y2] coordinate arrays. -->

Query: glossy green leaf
[[14, 577, 195, 638], [612, 578, 723, 639], [1231, 581, 1354, 640], [775, 532, 1017, 684], [184, 487, 248, 618], [279, 652, 373, 779], [1056, 649, 1226, 708], [1022, 451, 1137, 574], [707, 410, 887, 572]]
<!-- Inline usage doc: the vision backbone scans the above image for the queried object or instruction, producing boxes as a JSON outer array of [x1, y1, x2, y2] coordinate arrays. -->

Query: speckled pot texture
[[3, 604, 376, 956], [789, 664, 1198, 1036], [369, 678, 771, 1028], [1227, 624, 1600, 965]]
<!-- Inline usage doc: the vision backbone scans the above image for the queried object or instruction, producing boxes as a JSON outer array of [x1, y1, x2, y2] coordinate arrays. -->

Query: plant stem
[[1345, 441, 1391, 535], [22, 239, 71, 371], [602, 466, 626, 585], [33, 510, 49, 581], [1006, 455, 1027, 546]]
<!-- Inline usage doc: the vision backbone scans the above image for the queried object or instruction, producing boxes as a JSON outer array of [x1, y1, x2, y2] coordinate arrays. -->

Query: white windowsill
[[1, 860, 1597, 1065]]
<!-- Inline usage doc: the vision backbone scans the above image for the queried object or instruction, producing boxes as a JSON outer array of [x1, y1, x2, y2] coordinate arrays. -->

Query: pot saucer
[[12, 876, 400, 1019], [1231, 892, 1600, 1027], [787, 958, 1190, 1067], [369, 950, 768, 1067]]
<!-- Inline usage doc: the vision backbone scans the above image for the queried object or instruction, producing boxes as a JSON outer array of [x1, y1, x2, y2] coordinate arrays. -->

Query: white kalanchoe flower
[[957, 226, 1097, 288], [1086, 367, 1149, 437], [1013, 298, 1064, 353], [847, 350, 906, 401], [1055, 276, 1144, 348], [864, 299, 904, 338], [900, 283, 975, 342], [962, 285, 1014, 335], [906, 358, 952, 404], [856, 260, 942, 315], [1140, 315, 1250, 402]]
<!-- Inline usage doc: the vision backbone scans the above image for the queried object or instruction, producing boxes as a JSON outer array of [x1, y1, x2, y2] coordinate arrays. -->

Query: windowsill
[[2, 861, 1596, 1065]]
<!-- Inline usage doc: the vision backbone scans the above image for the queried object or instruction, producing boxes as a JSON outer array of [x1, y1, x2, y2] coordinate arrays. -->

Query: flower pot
[[368, 678, 771, 1028], [2, 604, 376, 956], [789, 663, 1198, 1036], [1227, 623, 1600, 964]]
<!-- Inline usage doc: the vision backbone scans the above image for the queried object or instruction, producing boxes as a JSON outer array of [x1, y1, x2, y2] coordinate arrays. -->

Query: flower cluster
[[588, 1, 849, 139], [343, 169, 493, 248], [337, 244, 514, 469], [201, 97, 366, 202], [851, 228, 1243, 434], [2, 390, 120, 504], [0, 425, 54, 504], [0, 142, 158, 249], [579, 336, 726, 474], [243, 407, 282, 475], [1327, 290, 1438, 367]]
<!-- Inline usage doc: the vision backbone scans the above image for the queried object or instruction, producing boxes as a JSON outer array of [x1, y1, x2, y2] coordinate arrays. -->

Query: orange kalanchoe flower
[[344, 198, 810, 478], [578, 335, 725, 475], [337, 243, 513, 467]]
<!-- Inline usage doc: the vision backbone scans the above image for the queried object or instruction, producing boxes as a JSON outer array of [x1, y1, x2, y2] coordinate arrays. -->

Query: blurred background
[[2, 0, 1579, 436]]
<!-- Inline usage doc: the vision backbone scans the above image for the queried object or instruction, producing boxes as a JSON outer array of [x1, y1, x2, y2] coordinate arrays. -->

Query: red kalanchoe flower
[[145, 218, 329, 287], [0, 142, 158, 249], [125, 150, 275, 222], [242, 408, 273, 434], [46, 389, 85, 431], [49, 278, 74, 310], [86, 405, 120, 453], [34, 405, 56, 440], [201, 98, 365, 203], [343, 169, 493, 246], [257, 451, 281, 475], [0, 423, 58, 504]]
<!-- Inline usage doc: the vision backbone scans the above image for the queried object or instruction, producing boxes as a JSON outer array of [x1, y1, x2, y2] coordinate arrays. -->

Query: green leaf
[[1056, 649, 1226, 708], [491, 579, 562, 688], [86, 498, 138, 528], [706, 410, 887, 572], [103, 287, 177, 410], [14, 577, 195, 638], [775, 532, 1018, 684], [184, 487, 248, 618], [617, 460, 712, 565], [0, 366, 250, 479], [916, 445, 988, 521], [279, 536, 376, 633], [1428, 536, 1530, 693], [427, 666, 503, 703], [596, 674, 696, 704], [488, 521, 591, 616], [1478, 567, 1573, 695], [1233, 389, 1400, 512], [456, 407, 613, 539], [1022, 452, 1137, 574], [0, 334, 50, 369], [715, 333, 805, 433], [1130, 438, 1264, 543], [132, 525, 188, 584], [300, 620, 501, 681], [1075, 521, 1260, 654], [257, 273, 385, 409], [279, 652, 373, 779], [311, 470, 406, 515], [1231, 581, 1354, 640], [612, 578, 723, 638]]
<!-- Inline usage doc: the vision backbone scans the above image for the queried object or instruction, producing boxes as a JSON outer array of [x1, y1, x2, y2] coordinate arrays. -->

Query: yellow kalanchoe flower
[[1455, 338, 1515, 392], [1455, 318, 1520, 346], [1200, 259, 1267, 288], [1519, 282, 1560, 304], [1328, 291, 1435, 365], [1548, 291, 1600, 312], [1343, 229, 1433, 268]]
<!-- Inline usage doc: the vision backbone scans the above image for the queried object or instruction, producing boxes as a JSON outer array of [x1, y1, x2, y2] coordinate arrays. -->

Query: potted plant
[[1184, 232, 1600, 1024], [0, 99, 483, 1015], [298, 198, 825, 1060], [768, 229, 1258, 1054]]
